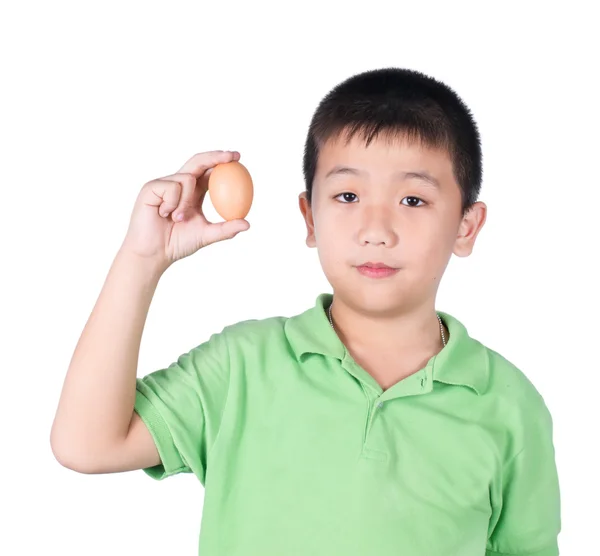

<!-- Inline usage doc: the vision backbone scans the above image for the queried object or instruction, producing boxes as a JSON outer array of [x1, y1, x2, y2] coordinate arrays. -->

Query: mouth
[[358, 262, 397, 269], [355, 263, 400, 279]]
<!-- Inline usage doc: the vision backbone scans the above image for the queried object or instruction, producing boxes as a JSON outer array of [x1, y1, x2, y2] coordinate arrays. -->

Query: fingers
[[171, 150, 240, 220], [177, 150, 240, 176], [142, 174, 192, 220], [202, 219, 251, 246], [143, 150, 242, 222], [161, 173, 198, 221]]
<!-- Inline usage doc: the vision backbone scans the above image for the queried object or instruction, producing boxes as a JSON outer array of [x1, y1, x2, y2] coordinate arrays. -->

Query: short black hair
[[302, 67, 483, 216]]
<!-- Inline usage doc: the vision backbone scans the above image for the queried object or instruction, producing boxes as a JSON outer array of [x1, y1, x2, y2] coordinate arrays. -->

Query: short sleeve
[[133, 328, 230, 483], [486, 398, 561, 556]]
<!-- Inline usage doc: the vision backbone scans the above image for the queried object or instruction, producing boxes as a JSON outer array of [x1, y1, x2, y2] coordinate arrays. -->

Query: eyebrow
[[324, 166, 441, 189]]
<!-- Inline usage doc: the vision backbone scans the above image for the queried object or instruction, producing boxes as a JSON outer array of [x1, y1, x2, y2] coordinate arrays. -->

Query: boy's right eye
[[334, 192, 358, 203]]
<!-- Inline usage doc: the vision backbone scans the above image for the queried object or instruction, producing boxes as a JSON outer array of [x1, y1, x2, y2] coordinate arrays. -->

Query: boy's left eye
[[401, 196, 426, 207], [333, 193, 426, 207]]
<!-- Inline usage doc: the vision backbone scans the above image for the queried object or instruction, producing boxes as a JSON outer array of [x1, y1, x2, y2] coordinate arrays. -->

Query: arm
[[50, 247, 166, 473], [486, 397, 561, 556], [50, 150, 249, 474]]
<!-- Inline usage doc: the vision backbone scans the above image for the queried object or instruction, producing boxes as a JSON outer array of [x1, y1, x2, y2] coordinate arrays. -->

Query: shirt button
[[377, 401, 384, 408]]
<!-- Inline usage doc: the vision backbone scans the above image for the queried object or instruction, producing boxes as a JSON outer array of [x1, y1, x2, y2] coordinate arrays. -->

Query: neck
[[329, 297, 447, 357]]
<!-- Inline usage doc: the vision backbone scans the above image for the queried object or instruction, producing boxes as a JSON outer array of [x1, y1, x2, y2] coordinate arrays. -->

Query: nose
[[356, 206, 398, 247]]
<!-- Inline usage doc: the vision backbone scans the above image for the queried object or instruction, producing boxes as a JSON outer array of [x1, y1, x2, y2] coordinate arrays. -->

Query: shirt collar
[[284, 293, 490, 395]]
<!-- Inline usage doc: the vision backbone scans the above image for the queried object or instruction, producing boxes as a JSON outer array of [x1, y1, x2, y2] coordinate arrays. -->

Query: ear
[[298, 191, 317, 248], [454, 201, 487, 257]]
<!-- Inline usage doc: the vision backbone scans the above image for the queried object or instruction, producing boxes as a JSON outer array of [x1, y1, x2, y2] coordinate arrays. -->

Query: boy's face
[[298, 132, 486, 310]]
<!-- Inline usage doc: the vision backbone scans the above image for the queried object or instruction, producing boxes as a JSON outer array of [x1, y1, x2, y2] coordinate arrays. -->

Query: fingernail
[[176, 212, 184, 221]]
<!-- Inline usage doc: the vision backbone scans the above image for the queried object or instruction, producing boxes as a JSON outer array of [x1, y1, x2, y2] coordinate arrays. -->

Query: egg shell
[[208, 161, 253, 221]]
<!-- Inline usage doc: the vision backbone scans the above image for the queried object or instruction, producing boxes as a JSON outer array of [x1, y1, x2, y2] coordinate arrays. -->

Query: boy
[[51, 68, 561, 555]]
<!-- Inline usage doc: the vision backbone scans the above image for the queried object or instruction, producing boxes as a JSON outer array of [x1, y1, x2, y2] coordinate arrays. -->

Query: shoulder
[[170, 316, 288, 369], [482, 345, 555, 451], [214, 314, 290, 358], [221, 315, 288, 342], [485, 346, 546, 406]]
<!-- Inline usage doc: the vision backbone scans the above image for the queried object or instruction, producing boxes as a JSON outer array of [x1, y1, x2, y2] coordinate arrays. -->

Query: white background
[[1, 1, 598, 554]]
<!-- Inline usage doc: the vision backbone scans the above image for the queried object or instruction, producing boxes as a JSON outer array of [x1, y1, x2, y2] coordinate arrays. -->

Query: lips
[[358, 262, 397, 269], [356, 265, 399, 278]]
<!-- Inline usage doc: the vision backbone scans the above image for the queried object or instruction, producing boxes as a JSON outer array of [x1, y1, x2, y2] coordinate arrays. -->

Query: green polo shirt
[[134, 292, 561, 556]]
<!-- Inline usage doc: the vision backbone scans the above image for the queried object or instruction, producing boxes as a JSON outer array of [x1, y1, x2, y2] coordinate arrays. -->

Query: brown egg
[[208, 161, 253, 221]]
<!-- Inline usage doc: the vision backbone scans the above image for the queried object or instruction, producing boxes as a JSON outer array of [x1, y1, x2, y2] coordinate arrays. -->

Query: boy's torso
[[201, 348, 498, 554], [194, 300, 530, 555], [135, 294, 558, 555]]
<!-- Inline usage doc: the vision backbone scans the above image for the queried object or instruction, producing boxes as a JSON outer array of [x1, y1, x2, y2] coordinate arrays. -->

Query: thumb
[[203, 219, 250, 245]]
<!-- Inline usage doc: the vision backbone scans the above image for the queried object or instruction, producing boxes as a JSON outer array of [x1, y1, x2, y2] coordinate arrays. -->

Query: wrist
[[115, 245, 170, 282]]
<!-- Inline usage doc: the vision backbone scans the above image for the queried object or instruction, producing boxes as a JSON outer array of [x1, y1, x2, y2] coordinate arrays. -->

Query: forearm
[[51, 247, 166, 464]]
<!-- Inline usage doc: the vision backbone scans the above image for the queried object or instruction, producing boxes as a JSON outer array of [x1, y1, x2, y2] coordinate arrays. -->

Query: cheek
[[314, 227, 348, 276], [318, 238, 345, 269], [313, 209, 342, 245], [420, 230, 456, 276], [406, 222, 453, 260]]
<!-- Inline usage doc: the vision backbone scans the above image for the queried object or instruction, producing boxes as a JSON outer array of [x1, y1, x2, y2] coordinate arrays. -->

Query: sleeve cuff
[[486, 541, 559, 556], [133, 386, 188, 480]]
